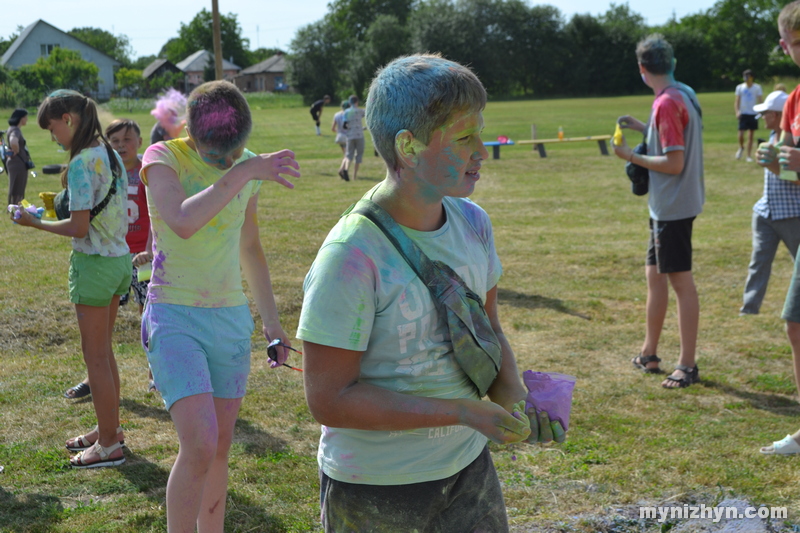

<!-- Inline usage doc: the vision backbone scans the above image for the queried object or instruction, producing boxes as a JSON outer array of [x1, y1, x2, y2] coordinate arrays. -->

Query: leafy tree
[[249, 48, 285, 64], [115, 67, 143, 96], [676, 0, 782, 88], [288, 18, 347, 104], [0, 26, 22, 57], [13, 47, 100, 97], [347, 15, 410, 98], [327, 0, 414, 41], [145, 71, 185, 96], [657, 22, 714, 91], [68, 27, 134, 67], [162, 9, 251, 68], [114, 67, 144, 111], [132, 54, 159, 70]]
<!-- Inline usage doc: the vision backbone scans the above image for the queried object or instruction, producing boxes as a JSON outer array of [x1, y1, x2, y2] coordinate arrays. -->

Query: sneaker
[[746, 157, 754, 162], [735, 147, 743, 160], [338, 169, 350, 181]]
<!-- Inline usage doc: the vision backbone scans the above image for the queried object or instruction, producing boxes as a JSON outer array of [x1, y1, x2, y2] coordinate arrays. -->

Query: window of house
[[40, 44, 59, 57]]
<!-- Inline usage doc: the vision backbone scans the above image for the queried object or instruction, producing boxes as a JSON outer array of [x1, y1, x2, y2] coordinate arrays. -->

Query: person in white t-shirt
[[735, 69, 763, 162]]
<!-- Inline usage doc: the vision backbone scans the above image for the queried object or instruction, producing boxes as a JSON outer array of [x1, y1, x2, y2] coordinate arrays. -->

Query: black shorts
[[646, 217, 695, 273], [319, 446, 508, 533], [310, 109, 321, 124], [738, 114, 758, 131]]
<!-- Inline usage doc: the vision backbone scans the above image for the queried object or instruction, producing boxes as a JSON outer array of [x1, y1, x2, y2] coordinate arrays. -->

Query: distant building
[[234, 53, 289, 93], [0, 19, 120, 100], [142, 58, 184, 92], [176, 50, 241, 93]]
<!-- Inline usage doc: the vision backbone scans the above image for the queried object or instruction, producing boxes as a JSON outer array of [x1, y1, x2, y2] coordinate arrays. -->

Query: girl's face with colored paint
[[192, 138, 245, 170], [45, 113, 76, 150], [414, 110, 489, 198]]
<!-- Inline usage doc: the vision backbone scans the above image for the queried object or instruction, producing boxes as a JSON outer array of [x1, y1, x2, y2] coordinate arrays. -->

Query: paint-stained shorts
[[141, 303, 254, 410], [319, 446, 509, 533], [69, 252, 132, 307]]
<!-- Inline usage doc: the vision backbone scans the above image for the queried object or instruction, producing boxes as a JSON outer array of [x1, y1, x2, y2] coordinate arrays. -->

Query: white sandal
[[70, 441, 125, 469], [66, 426, 125, 452], [760, 434, 800, 455]]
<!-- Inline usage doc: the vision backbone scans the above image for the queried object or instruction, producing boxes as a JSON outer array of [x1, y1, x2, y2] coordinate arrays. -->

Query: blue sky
[[3, 0, 719, 60]]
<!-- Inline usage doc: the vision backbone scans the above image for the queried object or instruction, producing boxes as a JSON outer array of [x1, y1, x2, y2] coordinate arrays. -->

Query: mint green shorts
[[69, 252, 132, 307]]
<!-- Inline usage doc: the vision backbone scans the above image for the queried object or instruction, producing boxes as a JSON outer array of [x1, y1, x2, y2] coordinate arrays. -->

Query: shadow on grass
[[234, 419, 289, 456], [120, 398, 172, 422], [497, 288, 591, 320], [227, 489, 296, 532], [0, 487, 63, 532], [703, 379, 800, 415], [117, 452, 171, 495]]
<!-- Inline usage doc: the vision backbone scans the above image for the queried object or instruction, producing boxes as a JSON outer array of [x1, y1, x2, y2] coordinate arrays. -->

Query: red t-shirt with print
[[125, 158, 150, 254]]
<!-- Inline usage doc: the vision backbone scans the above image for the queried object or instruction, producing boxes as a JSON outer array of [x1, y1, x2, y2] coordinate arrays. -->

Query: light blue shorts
[[141, 303, 254, 410]]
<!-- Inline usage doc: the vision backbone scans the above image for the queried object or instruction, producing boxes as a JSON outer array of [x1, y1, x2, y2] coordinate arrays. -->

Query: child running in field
[[140, 80, 300, 531], [64, 119, 155, 399], [9, 89, 130, 468]]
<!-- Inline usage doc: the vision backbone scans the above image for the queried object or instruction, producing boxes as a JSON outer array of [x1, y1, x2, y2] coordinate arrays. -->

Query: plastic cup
[[137, 262, 152, 283]]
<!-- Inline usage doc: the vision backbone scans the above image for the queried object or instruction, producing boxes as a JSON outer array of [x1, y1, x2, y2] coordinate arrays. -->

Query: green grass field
[[2, 88, 800, 532]]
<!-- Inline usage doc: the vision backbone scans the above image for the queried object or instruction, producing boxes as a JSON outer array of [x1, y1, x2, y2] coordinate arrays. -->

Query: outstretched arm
[[145, 149, 299, 239], [11, 208, 90, 238]]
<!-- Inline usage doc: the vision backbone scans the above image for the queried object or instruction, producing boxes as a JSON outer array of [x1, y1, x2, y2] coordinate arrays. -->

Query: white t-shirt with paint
[[297, 193, 502, 485]]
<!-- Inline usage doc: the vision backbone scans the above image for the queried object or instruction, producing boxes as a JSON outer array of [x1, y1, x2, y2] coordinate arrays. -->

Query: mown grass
[[2, 87, 800, 532]]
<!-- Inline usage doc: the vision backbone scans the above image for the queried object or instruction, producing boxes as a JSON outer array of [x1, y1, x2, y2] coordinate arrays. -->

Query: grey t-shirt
[[646, 83, 704, 221]]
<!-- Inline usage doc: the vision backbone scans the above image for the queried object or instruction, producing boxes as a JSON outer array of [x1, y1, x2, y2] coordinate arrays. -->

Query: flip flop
[[760, 434, 800, 455], [64, 382, 91, 399]]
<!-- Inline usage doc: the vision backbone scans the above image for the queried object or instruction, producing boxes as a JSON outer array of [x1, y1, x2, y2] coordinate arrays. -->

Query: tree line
[[0, 0, 794, 108], [288, 0, 795, 104]]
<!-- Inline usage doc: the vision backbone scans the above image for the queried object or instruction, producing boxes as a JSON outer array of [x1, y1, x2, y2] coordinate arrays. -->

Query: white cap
[[754, 90, 789, 116]]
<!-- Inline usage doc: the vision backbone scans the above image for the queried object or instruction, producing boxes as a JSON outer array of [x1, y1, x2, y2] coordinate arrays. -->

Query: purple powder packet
[[523, 371, 577, 431]]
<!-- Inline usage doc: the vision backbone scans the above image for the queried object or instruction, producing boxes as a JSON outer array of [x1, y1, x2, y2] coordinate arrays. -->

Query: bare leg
[[198, 397, 242, 533], [738, 130, 745, 151], [69, 298, 123, 460], [662, 271, 699, 388], [166, 393, 219, 532], [638, 265, 668, 370], [747, 130, 755, 159], [352, 162, 360, 181]]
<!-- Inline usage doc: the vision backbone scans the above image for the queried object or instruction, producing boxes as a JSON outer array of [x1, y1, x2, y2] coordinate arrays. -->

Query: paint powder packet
[[523, 371, 576, 431]]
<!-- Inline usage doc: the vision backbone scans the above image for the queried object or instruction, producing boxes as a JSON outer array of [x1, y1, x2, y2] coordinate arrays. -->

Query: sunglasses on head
[[267, 338, 303, 371]]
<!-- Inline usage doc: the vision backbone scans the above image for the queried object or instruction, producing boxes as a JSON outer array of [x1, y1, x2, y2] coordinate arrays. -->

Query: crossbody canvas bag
[[347, 199, 502, 397]]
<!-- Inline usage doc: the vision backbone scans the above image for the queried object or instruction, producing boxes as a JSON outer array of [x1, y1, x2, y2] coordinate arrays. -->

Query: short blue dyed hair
[[366, 53, 487, 171]]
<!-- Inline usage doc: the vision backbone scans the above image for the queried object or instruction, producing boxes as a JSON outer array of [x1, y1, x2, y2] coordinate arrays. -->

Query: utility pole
[[212, 0, 223, 80]]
